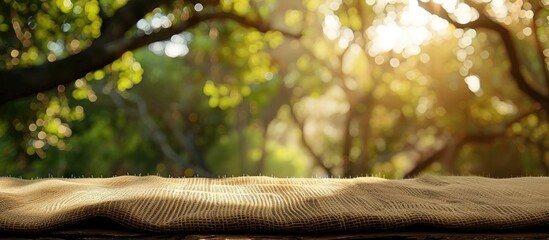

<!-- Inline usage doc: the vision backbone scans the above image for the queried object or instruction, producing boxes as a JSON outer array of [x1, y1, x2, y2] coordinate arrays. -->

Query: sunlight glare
[[430, 17, 449, 31], [367, 0, 452, 57], [453, 3, 479, 24], [338, 28, 354, 49], [372, 23, 401, 53], [165, 42, 189, 58], [323, 14, 341, 40], [489, 0, 509, 21], [149, 33, 191, 58], [400, 2, 429, 27], [434, 0, 457, 12], [464, 75, 481, 94]]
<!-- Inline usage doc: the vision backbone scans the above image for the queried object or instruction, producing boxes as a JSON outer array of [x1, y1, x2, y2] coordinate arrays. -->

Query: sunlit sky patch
[[320, 0, 493, 59], [137, 11, 191, 58], [320, 0, 453, 58], [464, 75, 482, 95], [366, 0, 451, 57], [148, 33, 191, 58]]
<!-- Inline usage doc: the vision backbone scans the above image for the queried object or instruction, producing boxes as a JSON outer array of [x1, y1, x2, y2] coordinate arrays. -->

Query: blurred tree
[[0, 0, 547, 178], [265, 0, 548, 177], [419, 0, 549, 113], [0, 0, 298, 177], [0, 0, 299, 104]]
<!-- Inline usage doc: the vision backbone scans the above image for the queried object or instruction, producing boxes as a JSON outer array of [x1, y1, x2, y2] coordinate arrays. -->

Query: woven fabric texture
[[0, 175, 548, 233]]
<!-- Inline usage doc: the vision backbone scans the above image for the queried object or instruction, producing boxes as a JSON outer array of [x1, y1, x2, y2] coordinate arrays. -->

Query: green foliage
[[0, 0, 547, 178]]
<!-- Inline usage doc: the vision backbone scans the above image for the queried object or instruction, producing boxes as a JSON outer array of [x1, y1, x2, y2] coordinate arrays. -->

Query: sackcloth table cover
[[0, 175, 548, 233]]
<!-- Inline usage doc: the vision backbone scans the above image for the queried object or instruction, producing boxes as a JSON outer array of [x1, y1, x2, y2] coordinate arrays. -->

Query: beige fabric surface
[[0, 175, 548, 233]]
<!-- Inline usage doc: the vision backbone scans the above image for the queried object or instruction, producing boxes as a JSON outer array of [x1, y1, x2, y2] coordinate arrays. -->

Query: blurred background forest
[[0, 0, 548, 178]]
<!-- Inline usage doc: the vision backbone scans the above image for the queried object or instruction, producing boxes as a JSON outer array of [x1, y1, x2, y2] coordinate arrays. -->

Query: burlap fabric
[[0, 175, 548, 233]]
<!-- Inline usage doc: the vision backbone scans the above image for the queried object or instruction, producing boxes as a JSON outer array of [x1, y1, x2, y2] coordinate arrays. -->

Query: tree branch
[[0, 4, 301, 105], [403, 108, 542, 177], [163, 113, 210, 172], [256, 83, 292, 174], [108, 90, 212, 177], [101, 0, 170, 41], [419, 0, 549, 112], [288, 102, 334, 176], [531, 9, 549, 93], [403, 138, 452, 178]]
